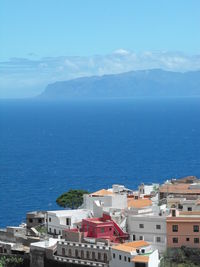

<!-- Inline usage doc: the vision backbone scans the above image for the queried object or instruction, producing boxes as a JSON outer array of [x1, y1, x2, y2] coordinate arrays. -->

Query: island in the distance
[[38, 69, 200, 99]]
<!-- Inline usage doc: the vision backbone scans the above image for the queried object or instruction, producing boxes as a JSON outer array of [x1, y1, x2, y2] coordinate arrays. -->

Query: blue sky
[[1, 0, 200, 97]]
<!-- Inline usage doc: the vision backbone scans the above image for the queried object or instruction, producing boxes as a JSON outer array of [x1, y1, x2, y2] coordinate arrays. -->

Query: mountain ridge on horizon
[[38, 69, 200, 99]]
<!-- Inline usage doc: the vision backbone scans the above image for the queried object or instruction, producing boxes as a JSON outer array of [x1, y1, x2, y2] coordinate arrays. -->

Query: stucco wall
[[167, 219, 200, 248], [127, 215, 167, 252]]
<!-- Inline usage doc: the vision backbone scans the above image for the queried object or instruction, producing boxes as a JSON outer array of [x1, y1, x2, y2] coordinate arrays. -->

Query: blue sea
[[1, 98, 200, 227]]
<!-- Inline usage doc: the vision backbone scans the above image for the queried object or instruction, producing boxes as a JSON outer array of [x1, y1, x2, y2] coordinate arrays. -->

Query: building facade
[[127, 212, 167, 253], [47, 209, 92, 236], [55, 240, 111, 267], [167, 209, 200, 248]]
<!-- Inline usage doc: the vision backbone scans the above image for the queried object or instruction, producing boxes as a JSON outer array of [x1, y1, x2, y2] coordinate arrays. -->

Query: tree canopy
[[56, 189, 89, 209], [160, 247, 200, 267], [0, 256, 23, 267]]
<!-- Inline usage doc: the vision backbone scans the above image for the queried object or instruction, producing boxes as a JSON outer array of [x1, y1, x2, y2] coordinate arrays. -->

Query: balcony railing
[[54, 255, 109, 267], [58, 241, 110, 251]]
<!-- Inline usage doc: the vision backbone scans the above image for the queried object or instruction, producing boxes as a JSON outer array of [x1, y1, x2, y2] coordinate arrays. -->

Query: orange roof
[[112, 241, 149, 253], [90, 189, 113, 196], [159, 183, 200, 194], [132, 255, 149, 263], [128, 198, 152, 208]]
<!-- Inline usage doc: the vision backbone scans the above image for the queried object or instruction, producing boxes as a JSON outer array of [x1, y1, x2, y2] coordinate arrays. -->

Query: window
[[86, 251, 90, 259], [172, 209, 176, 217], [101, 227, 105, 233], [92, 252, 95, 260], [172, 225, 178, 232], [66, 218, 71, 226], [128, 257, 130, 262], [156, 237, 161, 242], [141, 249, 145, 253], [139, 224, 144, 228], [68, 248, 71, 256], [186, 238, 190, 242], [133, 235, 136, 241], [194, 238, 199, 244], [98, 252, 101, 260], [119, 255, 122, 260], [193, 225, 199, 232], [29, 219, 33, 223], [139, 236, 143, 240], [54, 229, 56, 235], [38, 218, 42, 223], [75, 249, 78, 258], [49, 228, 51, 233], [124, 256, 127, 261], [173, 237, 178, 243], [81, 250, 84, 259], [178, 204, 183, 210], [49, 217, 51, 222], [113, 253, 115, 259], [109, 227, 112, 231], [188, 207, 192, 211], [156, 225, 161, 230], [62, 248, 65, 256], [59, 230, 61, 235]]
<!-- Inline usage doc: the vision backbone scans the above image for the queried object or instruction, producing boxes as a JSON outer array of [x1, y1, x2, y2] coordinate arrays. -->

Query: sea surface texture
[[0, 98, 200, 227]]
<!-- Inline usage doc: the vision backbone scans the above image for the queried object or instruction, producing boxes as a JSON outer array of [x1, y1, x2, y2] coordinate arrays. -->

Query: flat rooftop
[[47, 209, 90, 217]]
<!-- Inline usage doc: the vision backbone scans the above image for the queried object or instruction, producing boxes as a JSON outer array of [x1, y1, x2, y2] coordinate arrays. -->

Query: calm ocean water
[[0, 98, 200, 227]]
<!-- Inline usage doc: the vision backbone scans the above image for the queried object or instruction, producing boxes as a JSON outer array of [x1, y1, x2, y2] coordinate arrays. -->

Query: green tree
[[0, 256, 23, 267], [56, 189, 89, 209]]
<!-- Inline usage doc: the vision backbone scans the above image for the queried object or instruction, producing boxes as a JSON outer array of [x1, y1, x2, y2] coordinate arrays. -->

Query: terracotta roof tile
[[112, 241, 149, 253], [159, 183, 200, 194], [128, 198, 152, 208], [132, 255, 149, 263], [90, 189, 113, 196]]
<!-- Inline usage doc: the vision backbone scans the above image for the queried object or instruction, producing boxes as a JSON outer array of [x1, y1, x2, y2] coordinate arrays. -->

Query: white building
[[110, 240, 160, 267], [83, 188, 127, 218], [127, 207, 167, 253], [181, 198, 200, 212], [167, 196, 200, 212], [138, 183, 159, 196], [47, 209, 92, 235]]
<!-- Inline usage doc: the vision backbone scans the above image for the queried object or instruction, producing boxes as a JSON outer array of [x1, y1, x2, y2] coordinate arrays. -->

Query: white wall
[[83, 194, 127, 217], [127, 214, 167, 253], [47, 210, 91, 235], [110, 247, 159, 267], [139, 184, 159, 195], [110, 249, 133, 267], [148, 249, 160, 267], [182, 201, 200, 212]]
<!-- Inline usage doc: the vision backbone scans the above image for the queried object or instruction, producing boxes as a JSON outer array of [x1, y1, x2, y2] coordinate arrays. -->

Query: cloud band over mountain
[[1, 50, 200, 98]]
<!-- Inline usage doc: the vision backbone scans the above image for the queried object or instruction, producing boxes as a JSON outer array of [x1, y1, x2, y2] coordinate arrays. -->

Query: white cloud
[[1, 50, 200, 98], [113, 49, 131, 56]]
